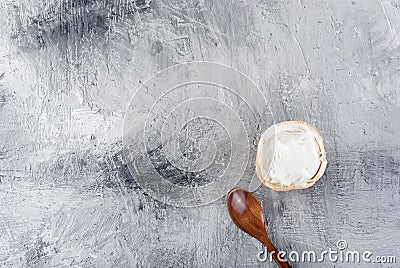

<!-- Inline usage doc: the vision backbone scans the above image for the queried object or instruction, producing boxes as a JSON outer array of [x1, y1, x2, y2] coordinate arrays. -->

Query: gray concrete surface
[[0, 0, 399, 267]]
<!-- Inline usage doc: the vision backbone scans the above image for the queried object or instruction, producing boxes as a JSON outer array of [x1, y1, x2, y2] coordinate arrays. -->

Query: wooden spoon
[[227, 188, 291, 268]]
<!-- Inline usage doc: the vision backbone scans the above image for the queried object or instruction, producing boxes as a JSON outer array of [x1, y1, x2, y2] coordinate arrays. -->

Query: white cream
[[257, 121, 323, 187]]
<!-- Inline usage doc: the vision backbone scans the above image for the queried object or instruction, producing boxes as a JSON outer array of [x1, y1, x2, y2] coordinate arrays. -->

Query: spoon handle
[[259, 235, 291, 268]]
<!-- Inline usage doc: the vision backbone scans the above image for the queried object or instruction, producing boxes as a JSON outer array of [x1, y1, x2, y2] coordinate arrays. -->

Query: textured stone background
[[1, 0, 400, 267]]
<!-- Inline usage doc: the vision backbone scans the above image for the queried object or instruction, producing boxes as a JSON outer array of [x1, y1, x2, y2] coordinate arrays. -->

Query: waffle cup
[[255, 120, 327, 191]]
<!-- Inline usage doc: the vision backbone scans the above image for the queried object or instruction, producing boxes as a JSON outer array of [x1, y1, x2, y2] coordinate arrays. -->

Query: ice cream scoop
[[256, 120, 327, 191]]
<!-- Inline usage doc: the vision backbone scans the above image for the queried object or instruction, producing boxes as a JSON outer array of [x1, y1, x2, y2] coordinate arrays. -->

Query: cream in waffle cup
[[256, 120, 327, 191]]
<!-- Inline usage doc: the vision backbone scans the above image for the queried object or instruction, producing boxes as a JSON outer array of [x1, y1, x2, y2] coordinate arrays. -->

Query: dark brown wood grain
[[227, 188, 291, 268]]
